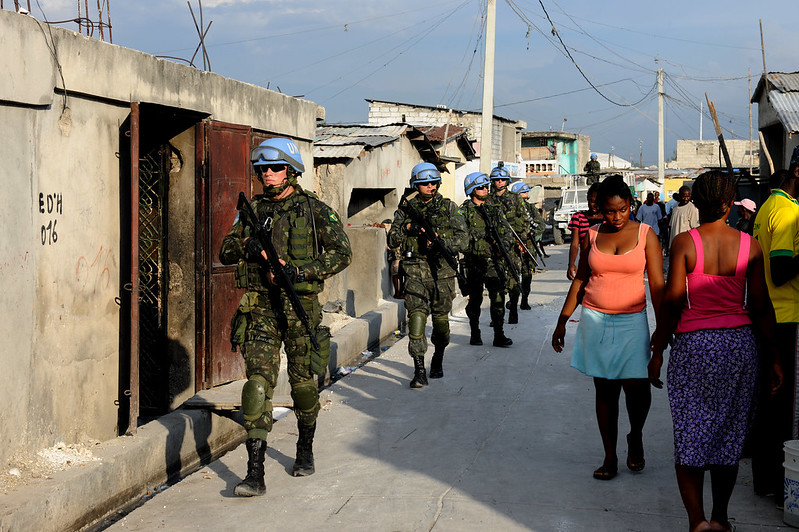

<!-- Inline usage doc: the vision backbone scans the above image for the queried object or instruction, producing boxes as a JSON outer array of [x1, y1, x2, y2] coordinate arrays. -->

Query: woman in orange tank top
[[552, 175, 664, 481]]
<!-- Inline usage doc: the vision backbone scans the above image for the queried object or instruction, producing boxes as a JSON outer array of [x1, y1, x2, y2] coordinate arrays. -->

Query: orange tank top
[[582, 223, 650, 314]]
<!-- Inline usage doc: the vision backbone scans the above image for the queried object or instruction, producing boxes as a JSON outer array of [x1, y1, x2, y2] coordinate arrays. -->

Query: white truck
[[551, 185, 589, 245]]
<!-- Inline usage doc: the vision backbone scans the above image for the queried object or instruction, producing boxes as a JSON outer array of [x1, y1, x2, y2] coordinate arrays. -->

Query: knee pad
[[408, 311, 427, 340], [241, 375, 271, 423], [431, 314, 450, 346], [291, 381, 320, 424]]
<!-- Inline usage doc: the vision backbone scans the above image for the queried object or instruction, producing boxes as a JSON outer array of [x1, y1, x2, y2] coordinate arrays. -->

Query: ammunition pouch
[[230, 292, 257, 351], [309, 325, 331, 376]]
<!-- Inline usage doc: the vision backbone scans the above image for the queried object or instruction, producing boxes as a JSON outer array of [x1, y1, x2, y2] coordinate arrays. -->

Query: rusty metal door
[[197, 120, 251, 388]]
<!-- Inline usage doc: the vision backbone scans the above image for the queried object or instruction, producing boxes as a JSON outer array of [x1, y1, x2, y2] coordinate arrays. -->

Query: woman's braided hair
[[691, 170, 735, 223], [596, 174, 632, 209]]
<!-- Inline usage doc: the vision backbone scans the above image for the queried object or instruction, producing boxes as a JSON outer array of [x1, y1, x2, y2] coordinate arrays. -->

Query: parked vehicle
[[551, 184, 589, 245]]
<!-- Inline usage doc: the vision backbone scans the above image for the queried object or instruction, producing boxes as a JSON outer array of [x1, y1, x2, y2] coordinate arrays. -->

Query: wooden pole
[[759, 130, 775, 174], [706, 93, 734, 176]]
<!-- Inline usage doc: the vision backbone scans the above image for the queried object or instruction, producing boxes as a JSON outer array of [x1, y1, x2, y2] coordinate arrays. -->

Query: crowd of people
[[552, 159, 799, 532]]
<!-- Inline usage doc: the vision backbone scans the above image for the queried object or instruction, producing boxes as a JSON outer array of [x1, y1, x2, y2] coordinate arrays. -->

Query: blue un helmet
[[464, 172, 490, 196], [510, 181, 531, 194], [489, 164, 512, 181], [409, 162, 441, 187], [250, 138, 305, 174], [590, 153, 598, 160]]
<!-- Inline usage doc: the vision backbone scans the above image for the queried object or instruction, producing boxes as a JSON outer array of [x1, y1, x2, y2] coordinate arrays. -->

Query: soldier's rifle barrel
[[236, 192, 320, 350], [476, 204, 520, 282], [502, 217, 538, 268]]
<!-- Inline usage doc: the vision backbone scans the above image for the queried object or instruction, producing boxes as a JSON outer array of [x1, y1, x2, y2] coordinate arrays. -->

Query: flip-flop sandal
[[626, 433, 645, 472], [593, 464, 618, 481]]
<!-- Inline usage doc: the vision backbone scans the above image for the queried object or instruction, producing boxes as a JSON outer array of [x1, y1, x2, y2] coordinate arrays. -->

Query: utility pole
[[639, 139, 643, 169], [699, 99, 703, 141], [658, 68, 664, 183], [479, 0, 497, 174], [749, 69, 754, 175]]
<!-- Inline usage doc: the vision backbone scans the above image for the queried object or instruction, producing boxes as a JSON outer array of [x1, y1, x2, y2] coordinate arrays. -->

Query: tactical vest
[[402, 195, 452, 258], [236, 190, 322, 295]]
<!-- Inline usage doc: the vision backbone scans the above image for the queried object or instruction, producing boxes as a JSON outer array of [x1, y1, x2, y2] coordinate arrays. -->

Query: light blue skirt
[[570, 307, 650, 380]]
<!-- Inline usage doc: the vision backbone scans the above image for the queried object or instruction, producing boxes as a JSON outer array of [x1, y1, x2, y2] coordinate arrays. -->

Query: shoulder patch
[[329, 211, 340, 223], [456, 208, 462, 216]]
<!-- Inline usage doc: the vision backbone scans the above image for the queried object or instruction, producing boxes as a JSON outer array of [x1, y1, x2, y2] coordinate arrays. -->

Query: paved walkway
[[104, 246, 787, 532]]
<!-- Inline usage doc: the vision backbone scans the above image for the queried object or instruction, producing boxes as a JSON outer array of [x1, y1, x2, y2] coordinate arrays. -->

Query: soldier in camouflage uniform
[[510, 181, 543, 309], [461, 172, 513, 347], [488, 163, 530, 324], [387, 162, 467, 387], [219, 138, 351, 496]]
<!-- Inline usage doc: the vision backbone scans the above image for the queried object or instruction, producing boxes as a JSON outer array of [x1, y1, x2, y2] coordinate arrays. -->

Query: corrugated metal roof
[[769, 91, 799, 134], [317, 124, 407, 138], [313, 145, 364, 159], [768, 72, 799, 93]]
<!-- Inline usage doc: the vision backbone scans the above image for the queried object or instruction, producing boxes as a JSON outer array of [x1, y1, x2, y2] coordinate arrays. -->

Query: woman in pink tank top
[[650, 171, 782, 532], [552, 175, 664, 482]]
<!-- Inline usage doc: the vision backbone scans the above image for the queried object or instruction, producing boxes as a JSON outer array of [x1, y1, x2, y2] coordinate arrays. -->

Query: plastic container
[[784, 440, 799, 527]]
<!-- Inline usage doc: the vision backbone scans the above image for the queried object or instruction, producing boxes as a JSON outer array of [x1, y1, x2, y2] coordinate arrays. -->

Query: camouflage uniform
[[460, 198, 514, 346], [488, 188, 530, 323], [219, 186, 351, 441], [387, 193, 467, 365]]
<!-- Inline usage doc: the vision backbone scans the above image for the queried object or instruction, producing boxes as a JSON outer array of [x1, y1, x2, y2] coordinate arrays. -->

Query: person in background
[[489, 163, 531, 324], [566, 182, 603, 280], [751, 162, 799, 504], [669, 186, 700, 250], [666, 192, 680, 216], [388, 163, 467, 387], [734, 198, 756, 235], [552, 175, 664, 482], [638, 193, 662, 238], [461, 172, 514, 348], [650, 170, 781, 532], [510, 181, 542, 306], [584, 153, 601, 185]]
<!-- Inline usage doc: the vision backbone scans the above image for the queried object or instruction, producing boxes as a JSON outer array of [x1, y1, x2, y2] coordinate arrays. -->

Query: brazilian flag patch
[[329, 211, 340, 223]]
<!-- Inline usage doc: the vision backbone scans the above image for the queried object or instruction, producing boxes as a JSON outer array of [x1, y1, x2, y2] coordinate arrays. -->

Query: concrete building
[[0, 10, 325, 468], [751, 71, 799, 178], [366, 99, 526, 163], [666, 139, 758, 170], [520, 131, 591, 176]]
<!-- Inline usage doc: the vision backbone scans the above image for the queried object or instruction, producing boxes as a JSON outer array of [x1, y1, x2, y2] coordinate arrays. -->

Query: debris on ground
[[0, 440, 101, 494]]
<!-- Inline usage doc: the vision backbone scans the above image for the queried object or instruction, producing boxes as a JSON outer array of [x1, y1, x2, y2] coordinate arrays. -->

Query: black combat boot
[[409, 355, 428, 388], [234, 438, 266, 496], [493, 325, 513, 347], [429, 348, 444, 378], [469, 319, 483, 345], [292, 422, 316, 477], [520, 296, 531, 310], [508, 295, 519, 324]]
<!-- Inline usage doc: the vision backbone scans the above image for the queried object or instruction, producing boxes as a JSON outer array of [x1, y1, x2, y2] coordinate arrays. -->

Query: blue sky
[[32, 0, 797, 165]]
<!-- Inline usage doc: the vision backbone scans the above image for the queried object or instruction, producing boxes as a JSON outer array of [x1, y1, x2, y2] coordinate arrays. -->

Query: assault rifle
[[476, 204, 520, 283], [398, 197, 468, 291], [236, 192, 320, 350], [502, 217, 539, 269]]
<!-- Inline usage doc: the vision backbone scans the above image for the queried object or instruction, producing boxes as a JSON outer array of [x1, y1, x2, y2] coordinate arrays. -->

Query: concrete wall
[[0, 10, 321, 468], [672, 139, 758, 169]]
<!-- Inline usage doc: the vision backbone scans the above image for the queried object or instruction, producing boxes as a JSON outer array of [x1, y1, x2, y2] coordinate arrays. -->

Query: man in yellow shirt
[[752, 158, 799, 503]]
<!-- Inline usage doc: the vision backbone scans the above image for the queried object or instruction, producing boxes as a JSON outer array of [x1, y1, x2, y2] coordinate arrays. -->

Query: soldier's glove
[[281, 263, 306, 284], [246, 237, 264, 258], [405, 222, 422, 236]]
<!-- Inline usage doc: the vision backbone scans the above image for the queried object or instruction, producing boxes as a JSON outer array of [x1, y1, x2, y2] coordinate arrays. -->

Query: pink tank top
[[582, 223, 649, 314], [675, 229, 752, 333]]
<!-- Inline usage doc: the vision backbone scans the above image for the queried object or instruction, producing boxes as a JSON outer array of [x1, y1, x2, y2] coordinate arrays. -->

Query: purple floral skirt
[[667, 327, 758, 467]]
